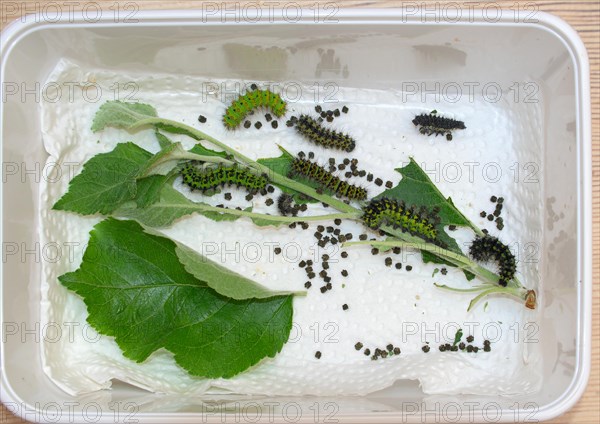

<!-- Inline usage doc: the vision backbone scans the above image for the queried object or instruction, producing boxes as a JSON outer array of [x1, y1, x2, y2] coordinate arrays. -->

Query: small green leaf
[[138, 142, 189, 177], [155, 131, 173, 149], [453, 328, 463, 346], [189, 143, 228, 159], [154, 122, 202, 140], [175, 243, 303, 300], [464, 270, 476, 281], [380, 157, 476, 277], [377, 158, 473, 230], [53, 142, 152, 215], [249, 214, 290, 227], [198, 207, 247, 222], [257, 147, 319, 204], [59, 218, 293, 378], [91, 101, 157, 132]]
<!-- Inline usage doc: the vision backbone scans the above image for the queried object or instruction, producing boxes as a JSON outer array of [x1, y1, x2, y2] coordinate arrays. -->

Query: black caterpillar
[[469, 235, 516, 287], [412, 110, 466, 141], [362, 198, 443, 245], [180, 163, 268, 194], [277, 194, 299, 217], [295, 114, 356, 152], [289, 157, 367, 201]]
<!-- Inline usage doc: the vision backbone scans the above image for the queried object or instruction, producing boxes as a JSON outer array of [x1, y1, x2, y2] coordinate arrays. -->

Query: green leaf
[[117, 185, 214, 227], [249, 214, 290, 227], [464, 270, 476, 281], [154, 122, 202, 140], [153, 122, 228, 160], [91, 101, 157, 132], [257, 147, 319, 204], [189, 143, 228, 159], [59, 218, 293, 378], [155, 131, 173, 149], [118, 185, 295, 228], [175, 243, 303, 300], [377, 158, 473, 230], [198, 206, 248, 222], [134, 174, 172, 208], [378, 157, 476, 275], [453, 328, 463, 346], [53, 143, 152, 215], [138, 142, 189, 177]]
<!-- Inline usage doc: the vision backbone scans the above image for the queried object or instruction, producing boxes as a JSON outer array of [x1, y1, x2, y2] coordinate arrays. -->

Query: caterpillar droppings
[[412, 110, 466, 141], [289, 157, 367, 201], [180, 163, 268, 194], [469, 235, 516, 287], [295, 114, 356, 152], [362, 198, 443, 245], [223, 87, 287, 130]]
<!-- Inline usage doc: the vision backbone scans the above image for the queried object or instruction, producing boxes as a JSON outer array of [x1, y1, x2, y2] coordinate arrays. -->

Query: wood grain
[[1, 1, 598, 423]]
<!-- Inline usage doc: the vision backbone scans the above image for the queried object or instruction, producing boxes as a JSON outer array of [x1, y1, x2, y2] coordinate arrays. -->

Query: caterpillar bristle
[[180, 163, 268, 194], [289, 156, 367, 201], [412, 111, 465, 141], [362, 198, 443, 245], [295, 114, 356, 152], [223, 87, 287, 130], [469, 235, 516, 287]]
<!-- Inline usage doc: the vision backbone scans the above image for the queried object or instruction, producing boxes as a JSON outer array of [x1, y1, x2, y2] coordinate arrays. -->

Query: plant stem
[[344, 238, 499, 286], [187, 204, 360, 224], [133, 118, 359, 214], [177, 152, 235, 165], [131, 115, 534, 307]]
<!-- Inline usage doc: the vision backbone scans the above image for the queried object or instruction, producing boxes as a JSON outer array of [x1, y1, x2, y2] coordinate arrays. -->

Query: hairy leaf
[[118, 185, 293, 228], [91, 101, 157, 132], [155, 131, 173, 149], [176, 243, 303, 300], [134, 174, 173, 208], [59, 218, 294, 378], [53, 142, 152, 215]]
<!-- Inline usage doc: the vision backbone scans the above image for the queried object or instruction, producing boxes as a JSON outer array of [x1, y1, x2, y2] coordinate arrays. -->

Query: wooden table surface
[[1, 1, 598, 423]]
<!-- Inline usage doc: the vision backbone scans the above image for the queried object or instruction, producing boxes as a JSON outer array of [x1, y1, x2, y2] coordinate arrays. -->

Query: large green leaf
[[53, 143, 152, 215], [59, 218, 293, 378]]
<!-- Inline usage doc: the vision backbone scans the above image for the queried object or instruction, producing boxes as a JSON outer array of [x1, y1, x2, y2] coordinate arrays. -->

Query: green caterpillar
[[289, 156, 367, 201], [362, 198, 443, 245], [223, 86, 287, 129], [295, 114, 356, 152], [181, 163, 268, 194]]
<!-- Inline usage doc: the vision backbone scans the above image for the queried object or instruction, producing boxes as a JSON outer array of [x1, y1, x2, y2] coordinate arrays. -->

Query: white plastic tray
[[0, 8, 592, 423]]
